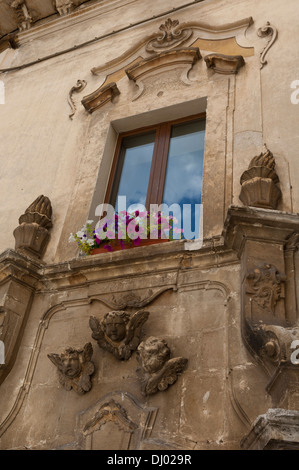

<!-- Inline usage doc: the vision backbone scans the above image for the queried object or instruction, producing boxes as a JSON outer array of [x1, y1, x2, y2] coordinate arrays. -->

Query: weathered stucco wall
[[1, 0, 299, 451]]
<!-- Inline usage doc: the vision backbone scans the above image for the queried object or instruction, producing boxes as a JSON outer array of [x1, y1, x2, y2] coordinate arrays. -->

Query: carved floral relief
[[246, 263, 285, 315]]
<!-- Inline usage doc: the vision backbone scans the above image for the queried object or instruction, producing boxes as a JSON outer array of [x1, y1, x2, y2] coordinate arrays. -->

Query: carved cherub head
[[48, 342, 95, 394], [102, 311, 131, 342], [136, 336, 188, 395], [89, 309, 149, 360], [137, 337, 171, 374], [56, 347, 82, 378]]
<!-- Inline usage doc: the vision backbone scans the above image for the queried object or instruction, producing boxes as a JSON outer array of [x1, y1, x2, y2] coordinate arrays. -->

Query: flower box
[[90, 237, 169, 255]]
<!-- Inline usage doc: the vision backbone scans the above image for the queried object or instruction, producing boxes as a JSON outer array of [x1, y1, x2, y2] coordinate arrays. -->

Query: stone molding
[[125, 47, 201, 100], [241, 408, 299, 450], [204, 53, 245, 74], [81, 82, 120, 114]]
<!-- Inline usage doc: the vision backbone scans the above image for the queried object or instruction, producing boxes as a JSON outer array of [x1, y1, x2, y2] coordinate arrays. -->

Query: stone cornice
[[13, 0, 140, 46], [0, 238, 238, 293]]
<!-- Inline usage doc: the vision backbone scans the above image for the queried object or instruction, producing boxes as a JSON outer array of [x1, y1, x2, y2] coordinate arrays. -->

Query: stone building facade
[[0, 0, 299, 450]]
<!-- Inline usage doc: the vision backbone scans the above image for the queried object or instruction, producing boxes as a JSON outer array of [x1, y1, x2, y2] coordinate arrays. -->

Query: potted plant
[[69, 210, 182, 255]]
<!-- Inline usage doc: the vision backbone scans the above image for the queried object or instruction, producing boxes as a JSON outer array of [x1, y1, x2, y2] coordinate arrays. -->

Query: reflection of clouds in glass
[[116, 139, 154, 210], [163, 151, 204, 206]]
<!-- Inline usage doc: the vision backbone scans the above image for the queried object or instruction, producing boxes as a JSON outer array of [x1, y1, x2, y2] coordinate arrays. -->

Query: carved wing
[[82, 342, 93, 362], [89, 316, 103, 341], [47, 353, 63, 370], [157, 357, 188, 391], [125, 310, 149, 344]]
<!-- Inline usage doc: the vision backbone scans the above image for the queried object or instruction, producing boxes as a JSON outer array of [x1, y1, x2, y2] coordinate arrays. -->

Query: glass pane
[[162, 119, 205, 238], [111, 131, 155, 212]]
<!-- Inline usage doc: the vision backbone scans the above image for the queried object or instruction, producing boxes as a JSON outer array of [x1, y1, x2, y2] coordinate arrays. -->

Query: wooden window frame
[[105, 112, 206, 210]]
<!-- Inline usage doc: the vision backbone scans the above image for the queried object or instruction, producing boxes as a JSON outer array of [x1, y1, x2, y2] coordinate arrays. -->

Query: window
[[105, 114, 206, 238]]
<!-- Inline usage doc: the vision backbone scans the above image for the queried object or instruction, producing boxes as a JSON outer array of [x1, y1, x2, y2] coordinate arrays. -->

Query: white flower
[[86, 220, 94, 225], [87, 239, 95, 246], [76, 230, 86, 238], [68, 233, 75, 243]]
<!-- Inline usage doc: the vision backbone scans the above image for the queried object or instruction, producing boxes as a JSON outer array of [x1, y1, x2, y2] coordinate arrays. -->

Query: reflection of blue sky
[[163, 130, 205, 208], [115, 139, 154, 212]]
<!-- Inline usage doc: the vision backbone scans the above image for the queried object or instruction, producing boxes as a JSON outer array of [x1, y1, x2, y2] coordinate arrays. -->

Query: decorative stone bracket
[[81, 82, 120, 114], [223, 205, 299, 409], [204, 53, 245, 74], [10, 0, 32, 32], [0, 250, 41, 385]]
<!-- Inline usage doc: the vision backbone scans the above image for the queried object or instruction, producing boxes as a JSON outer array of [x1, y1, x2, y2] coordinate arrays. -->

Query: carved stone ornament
[[54, 0, 74, 16], [239, 146, 281, 209], [82, 399, 137, 437], [204, 53, 245, 74], [146, 18, 193, 53], [68, 79, 87, 119], [136, 336, 188, 395], [10, 0, 32, 31], [257, 21, 278, 69], [13, 195, 53, 259], [89, 310, 149, 360], [246, 263, 286, 316], [125, 47, 201, 101], [48, 342, 95, 394], [241, 408, 299, 450], [81, 82, 120, 114]]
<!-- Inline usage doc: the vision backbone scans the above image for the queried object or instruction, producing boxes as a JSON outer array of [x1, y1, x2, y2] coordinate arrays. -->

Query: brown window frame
[[105, 112, 206, 210]]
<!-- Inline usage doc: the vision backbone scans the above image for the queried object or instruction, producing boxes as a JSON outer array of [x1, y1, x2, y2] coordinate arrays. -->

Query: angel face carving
[[89, 310, 149, 360], [138, 337, 171, 374], [104, 311, 130, 342], [48, 342, 95, 394], [136, 336, 188, 396]]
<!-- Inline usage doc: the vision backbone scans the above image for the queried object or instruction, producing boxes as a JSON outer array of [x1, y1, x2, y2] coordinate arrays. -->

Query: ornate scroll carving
[[146, 18, 193, 53], [13, 195, 53, 259], [89, 310, 149, 360], [239, 146, 281, 209], [54, 0, 74, 16], [68, 79, 87, 119], [257, 21, 278, 69], [246, 264, 286, 316], [48, 342, 95, 394], [10, 0, 32, 31], [136, 336, 188, 395], [81, 82, 120, 113], [204, 53, 245, 74]]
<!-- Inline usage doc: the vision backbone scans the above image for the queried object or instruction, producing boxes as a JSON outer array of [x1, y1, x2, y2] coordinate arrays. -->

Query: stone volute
[[239, 146, 281, 209], [13, 195, 53, 259]]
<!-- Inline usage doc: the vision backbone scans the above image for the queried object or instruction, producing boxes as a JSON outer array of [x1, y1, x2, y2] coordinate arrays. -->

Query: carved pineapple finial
[[239, 145, 281, 209], [13, 195, 53, 259]]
